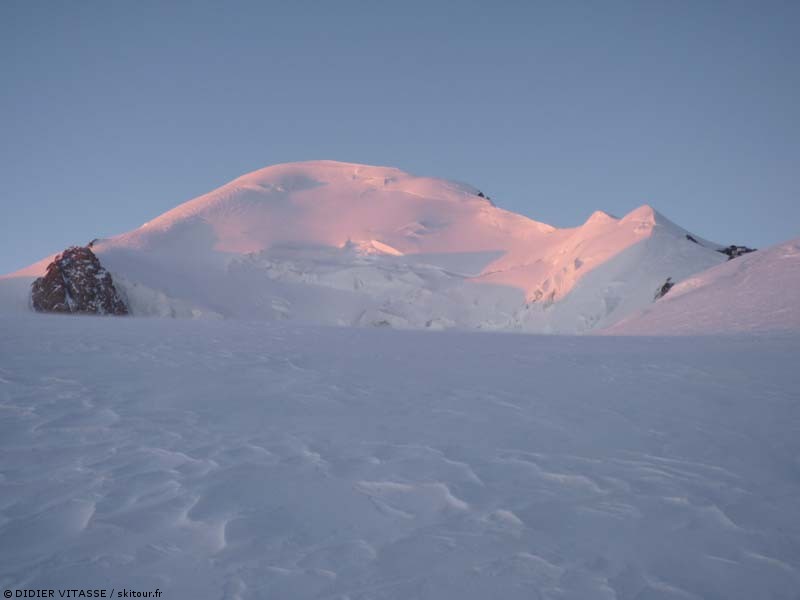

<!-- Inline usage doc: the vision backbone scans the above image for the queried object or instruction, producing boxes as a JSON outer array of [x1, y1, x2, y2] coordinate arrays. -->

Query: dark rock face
[[718, 245, 756, 260], [685, 234, 755, 261], [31, 246, 128, 315], [654, 277, 674, 301]]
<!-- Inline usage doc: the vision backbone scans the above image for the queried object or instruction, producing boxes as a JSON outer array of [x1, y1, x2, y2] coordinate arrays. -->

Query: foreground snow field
[[1, 315, 799, 599]]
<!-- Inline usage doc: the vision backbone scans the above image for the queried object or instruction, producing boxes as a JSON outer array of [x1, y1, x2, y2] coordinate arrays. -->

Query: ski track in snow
[[1, 315, 799, 599]]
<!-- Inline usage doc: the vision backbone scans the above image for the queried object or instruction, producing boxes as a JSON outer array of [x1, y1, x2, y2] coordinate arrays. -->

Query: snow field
[[1, 315, 799, 599], [610, 237, 800, 334]]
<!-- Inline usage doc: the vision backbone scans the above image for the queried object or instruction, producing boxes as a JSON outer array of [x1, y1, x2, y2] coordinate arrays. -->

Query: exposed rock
[[654, 277, 674, 301], [31, 246, 128, 315], [718, 245, 756, 260], [476, 190, 495, 206], [684, 234, 756, 262]]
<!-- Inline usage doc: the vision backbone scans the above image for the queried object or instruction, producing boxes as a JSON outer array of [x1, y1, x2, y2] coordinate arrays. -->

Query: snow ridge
[[607, 237, 800, 334]]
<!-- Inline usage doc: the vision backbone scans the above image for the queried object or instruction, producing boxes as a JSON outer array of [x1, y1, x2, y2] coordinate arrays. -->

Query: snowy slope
[[1, 314, 799, 599], [608, 237, 800, 335], [0, 161, 729, 331]]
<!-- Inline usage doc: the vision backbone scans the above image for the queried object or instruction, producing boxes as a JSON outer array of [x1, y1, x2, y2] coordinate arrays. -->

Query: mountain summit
[[1, 161, 756, 332]]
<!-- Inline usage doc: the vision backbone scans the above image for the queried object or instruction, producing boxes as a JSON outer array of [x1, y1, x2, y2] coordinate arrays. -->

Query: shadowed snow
[[0, 315, 799, 599]]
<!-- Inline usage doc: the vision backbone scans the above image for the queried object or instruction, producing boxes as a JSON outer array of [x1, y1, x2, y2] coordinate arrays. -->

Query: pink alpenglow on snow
[[2, 160, 795, 333]]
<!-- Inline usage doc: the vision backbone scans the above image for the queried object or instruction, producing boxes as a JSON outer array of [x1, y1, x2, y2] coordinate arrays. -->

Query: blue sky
[[1, 0, 798, 274]]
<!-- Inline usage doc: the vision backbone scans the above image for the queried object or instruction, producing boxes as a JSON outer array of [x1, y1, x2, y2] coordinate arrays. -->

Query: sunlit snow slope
[[608, 237, 800, 335], [1, 315, 799, 599], [1, 161, 729, 331]]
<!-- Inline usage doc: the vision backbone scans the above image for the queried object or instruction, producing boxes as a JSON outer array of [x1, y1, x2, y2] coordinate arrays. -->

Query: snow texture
[[1, 314, 799, 599]]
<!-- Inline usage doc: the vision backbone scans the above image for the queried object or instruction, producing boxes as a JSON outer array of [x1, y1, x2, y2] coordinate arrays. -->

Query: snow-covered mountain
[[0, 160, 758, 332], [606, 237, 800, 335]]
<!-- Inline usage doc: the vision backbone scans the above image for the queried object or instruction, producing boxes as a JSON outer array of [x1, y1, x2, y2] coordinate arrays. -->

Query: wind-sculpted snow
[[0, 161, 730, 332], [1, 315, 799, 599]]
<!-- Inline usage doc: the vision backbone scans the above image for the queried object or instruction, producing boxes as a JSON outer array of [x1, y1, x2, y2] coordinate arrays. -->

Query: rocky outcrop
[[476, 190, 495, 206], [654, 277, 674, 301], [718, 245, 756, 260], [686, 234, 755, 260], [31, 246, 128, 315]]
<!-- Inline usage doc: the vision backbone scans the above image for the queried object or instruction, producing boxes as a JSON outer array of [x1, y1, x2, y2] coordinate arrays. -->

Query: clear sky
[[1, 0, 798, 274]]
